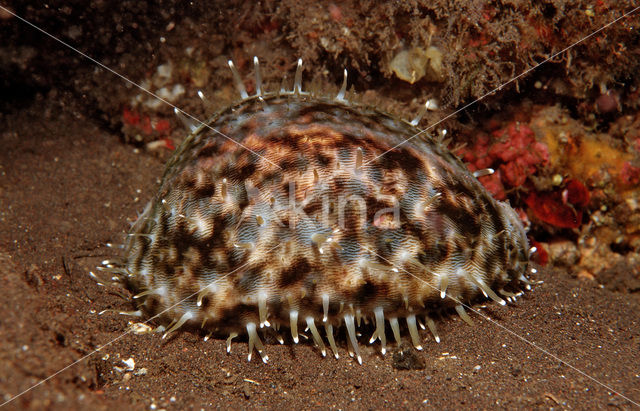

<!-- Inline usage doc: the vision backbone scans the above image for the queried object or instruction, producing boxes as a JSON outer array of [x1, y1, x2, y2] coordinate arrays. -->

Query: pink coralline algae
[[619, 161, 640, 187], [524, 179, 590, 229], [122, 107, 174, 148], [461, 122, 549, 200]]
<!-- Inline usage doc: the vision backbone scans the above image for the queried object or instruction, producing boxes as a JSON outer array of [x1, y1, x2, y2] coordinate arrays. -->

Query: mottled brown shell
[[122, 79, 531, 362]]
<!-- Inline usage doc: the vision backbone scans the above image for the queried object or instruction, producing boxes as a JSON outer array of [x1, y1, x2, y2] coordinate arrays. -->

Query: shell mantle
[[121, 66, 532, 363]]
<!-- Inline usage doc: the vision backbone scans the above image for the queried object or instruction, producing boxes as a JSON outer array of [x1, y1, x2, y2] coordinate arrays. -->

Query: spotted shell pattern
[[120, 59, 532, 363]]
